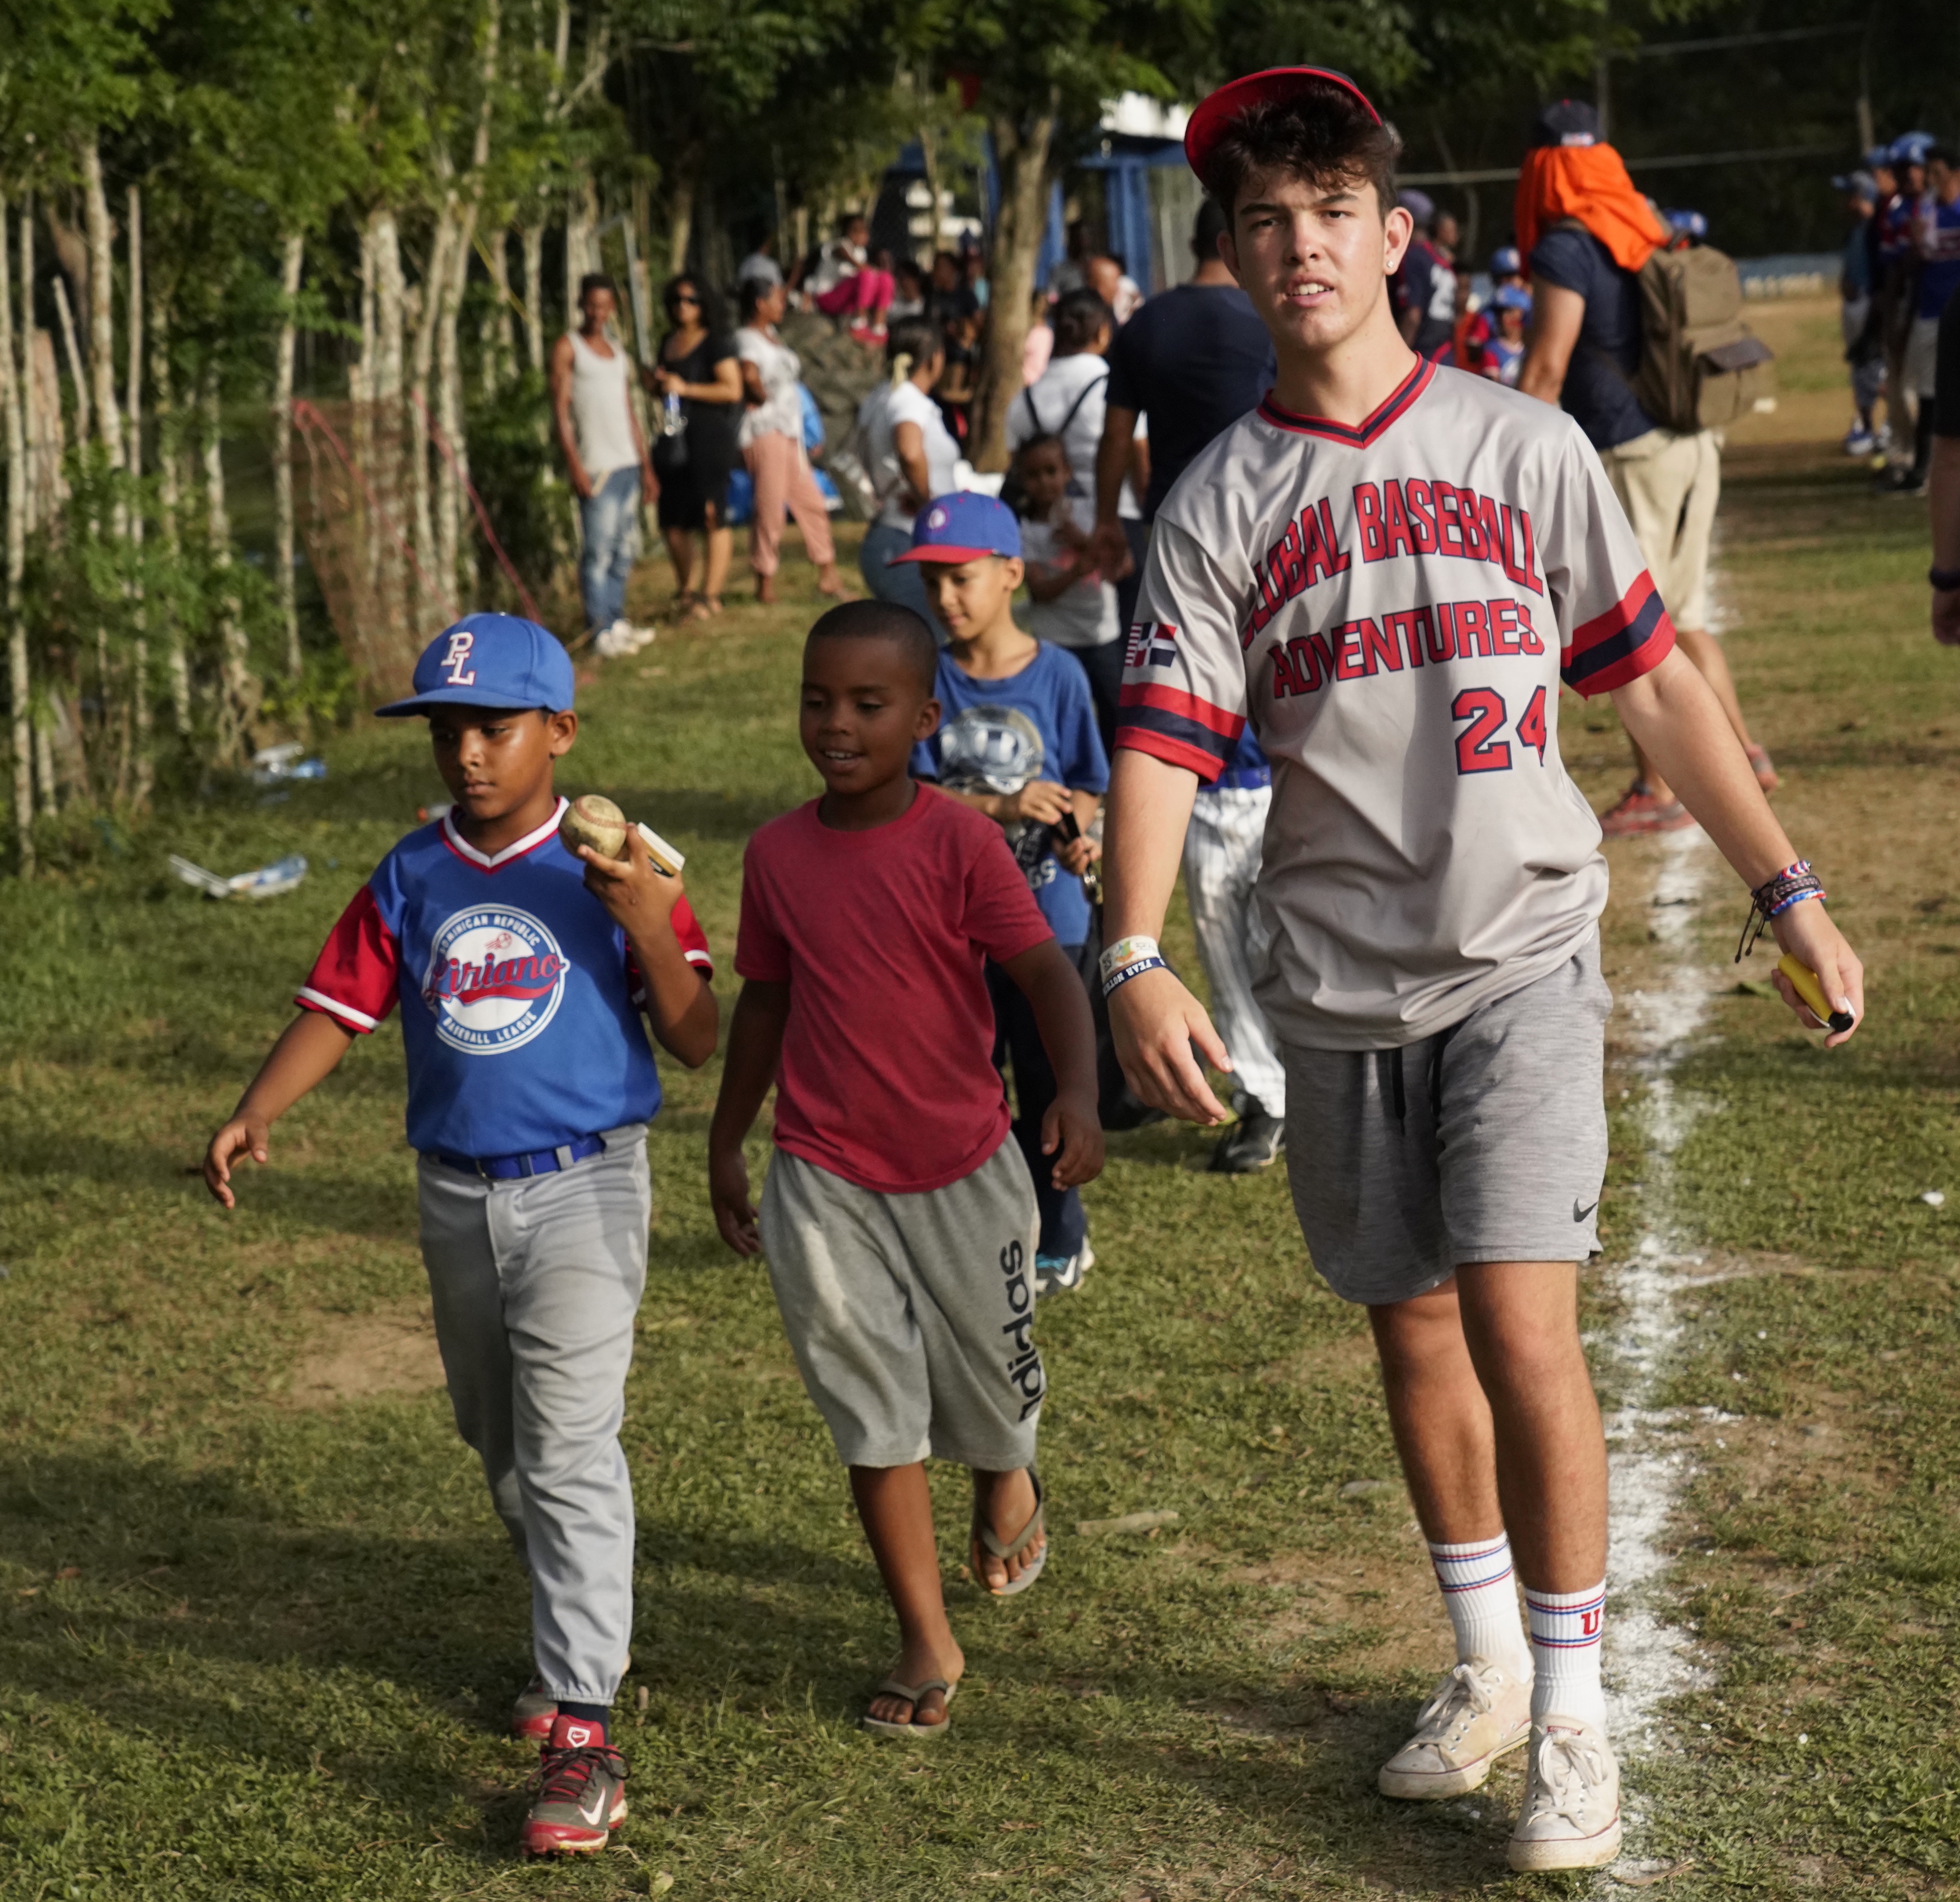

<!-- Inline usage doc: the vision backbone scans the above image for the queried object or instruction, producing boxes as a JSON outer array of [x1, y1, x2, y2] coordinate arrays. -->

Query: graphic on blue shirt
[[421, 905, 569, 1052], [913, 644, 1109, 946], [299, 802, 712, 1157]]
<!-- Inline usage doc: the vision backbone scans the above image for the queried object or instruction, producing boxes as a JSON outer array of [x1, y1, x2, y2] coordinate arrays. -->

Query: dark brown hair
[[1195, 79, 1400, 223]]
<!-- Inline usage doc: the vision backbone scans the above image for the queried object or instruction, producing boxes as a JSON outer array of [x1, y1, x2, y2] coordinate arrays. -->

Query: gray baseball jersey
[[1120, 357, 1674, 1051]]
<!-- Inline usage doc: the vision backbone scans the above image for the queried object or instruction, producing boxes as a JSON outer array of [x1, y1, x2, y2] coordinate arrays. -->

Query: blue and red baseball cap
[[1184, 68, 1383, 179], [889, 491, 1022, 566], [375, 612, 576, 717]]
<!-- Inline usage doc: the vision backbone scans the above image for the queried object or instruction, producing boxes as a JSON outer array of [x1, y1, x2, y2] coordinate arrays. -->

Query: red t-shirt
[[735, 786, 1053, 1194]]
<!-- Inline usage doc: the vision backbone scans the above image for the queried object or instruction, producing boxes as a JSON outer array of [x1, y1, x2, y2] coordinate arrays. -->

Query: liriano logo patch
[[421, 906, 569, 1054]]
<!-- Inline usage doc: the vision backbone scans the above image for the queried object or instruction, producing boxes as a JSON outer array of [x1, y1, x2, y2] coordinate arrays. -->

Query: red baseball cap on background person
[[1183, 67, 1384, 179]]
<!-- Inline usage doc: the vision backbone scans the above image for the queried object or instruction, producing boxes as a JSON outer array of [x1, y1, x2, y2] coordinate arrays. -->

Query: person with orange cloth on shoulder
[[1516, 98, 1777, 835]]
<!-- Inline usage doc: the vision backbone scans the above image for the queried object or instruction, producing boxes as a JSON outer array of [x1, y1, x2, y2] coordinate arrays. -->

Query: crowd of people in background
[[540, 93, 1960, 1234], [1836, 132, 1960, 496]]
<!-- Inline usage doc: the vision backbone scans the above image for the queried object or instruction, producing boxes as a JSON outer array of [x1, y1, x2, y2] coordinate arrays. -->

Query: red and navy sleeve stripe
[[1114, 683, 1245, 783], [1561, 573, 1676, 698], [624, 897, 715, 1004], [296, 885, 401, 1033]]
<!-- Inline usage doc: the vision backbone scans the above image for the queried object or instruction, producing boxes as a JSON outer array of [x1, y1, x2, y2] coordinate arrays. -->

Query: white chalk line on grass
[[1601, 823, 1727, 1868]]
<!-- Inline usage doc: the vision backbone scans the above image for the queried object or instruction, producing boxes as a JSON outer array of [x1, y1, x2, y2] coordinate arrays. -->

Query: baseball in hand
[[560, 794, 629, 860]]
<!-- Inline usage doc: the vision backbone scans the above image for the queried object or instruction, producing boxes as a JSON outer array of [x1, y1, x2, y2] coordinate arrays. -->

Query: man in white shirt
[[1100, 64, 1864, 1873], [549, 274, 656, 656]]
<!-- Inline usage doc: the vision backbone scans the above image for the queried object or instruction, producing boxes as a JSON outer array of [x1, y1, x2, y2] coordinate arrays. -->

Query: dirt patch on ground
[[287, 1300, 445, 1407], [1229, 1535, 1448, 1682]]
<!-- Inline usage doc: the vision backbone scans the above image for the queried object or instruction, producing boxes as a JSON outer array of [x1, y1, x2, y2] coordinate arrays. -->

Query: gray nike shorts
[[1281, 936, 1612, 1306]]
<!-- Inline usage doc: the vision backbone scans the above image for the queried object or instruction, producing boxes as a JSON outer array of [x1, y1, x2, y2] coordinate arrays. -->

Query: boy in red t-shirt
[[708, 599, 1102, 1739]]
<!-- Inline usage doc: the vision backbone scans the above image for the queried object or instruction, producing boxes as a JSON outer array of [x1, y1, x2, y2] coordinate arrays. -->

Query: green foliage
[[461, 366, 573, 610]]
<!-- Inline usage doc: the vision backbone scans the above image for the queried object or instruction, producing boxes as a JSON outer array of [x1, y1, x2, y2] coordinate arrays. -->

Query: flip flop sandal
[[972, 1468, 1046, 1598], [861, 1677, 957, 1740]]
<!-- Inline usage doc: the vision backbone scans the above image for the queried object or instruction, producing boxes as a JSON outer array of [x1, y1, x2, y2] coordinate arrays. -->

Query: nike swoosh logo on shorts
[[1573, 1198, 1600, 1222]]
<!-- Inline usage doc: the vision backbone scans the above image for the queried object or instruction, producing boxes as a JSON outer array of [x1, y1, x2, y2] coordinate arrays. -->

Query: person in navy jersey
[[896, 493, 1109, 1295], [1391, 189, 1459, 360], [202, 615, 717, 1862]]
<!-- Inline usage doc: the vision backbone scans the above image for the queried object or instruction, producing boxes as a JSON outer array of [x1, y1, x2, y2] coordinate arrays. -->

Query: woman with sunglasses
[[649, 275, 743, 619]]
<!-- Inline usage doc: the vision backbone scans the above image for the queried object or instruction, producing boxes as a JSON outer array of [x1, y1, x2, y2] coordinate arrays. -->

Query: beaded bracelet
[[1734, 858, 1826, 962]]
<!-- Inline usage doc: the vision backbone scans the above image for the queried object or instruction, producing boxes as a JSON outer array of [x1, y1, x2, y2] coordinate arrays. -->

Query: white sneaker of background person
[[594, 618, 655, 660]]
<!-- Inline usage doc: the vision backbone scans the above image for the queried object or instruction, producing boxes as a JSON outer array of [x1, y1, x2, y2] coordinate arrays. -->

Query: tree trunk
[[368, 207, 406, 644], [29, 331, 66, 522], [151, 296, 189, 734], [127, 184, 151, 808], [565, 174, 594, 325], [80, 136, 123, 467], [42, 197, 89, 349], [204, 371, 254, 764], [34, 723, 56, 817], [666, 155, 696, 277], [968, 104, 1058, 473], [0, 191, 30, 872], [51, 273, 90, 445], [18, 194, 35, 536], [274, 231, 304, 676], [483, 229, 516, 394], [410, 200, 454, 626], [440, 0, 497, 604], [520, 223, 545, 371]]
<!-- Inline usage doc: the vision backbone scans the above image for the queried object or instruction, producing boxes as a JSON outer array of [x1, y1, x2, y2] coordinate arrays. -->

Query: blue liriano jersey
[[298, 798, 712, 1156]]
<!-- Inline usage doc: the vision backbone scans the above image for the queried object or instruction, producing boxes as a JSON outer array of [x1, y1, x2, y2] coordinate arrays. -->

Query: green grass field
[[0, 302, 1953, 1899]]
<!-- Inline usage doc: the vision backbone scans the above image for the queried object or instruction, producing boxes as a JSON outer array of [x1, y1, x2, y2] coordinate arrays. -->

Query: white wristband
[[1099, 935, 1161, 985]]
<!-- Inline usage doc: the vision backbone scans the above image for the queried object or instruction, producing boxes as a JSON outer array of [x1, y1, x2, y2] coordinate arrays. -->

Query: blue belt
[[1212, 766, 1272, 792], [428, 1133, 606, 1181]]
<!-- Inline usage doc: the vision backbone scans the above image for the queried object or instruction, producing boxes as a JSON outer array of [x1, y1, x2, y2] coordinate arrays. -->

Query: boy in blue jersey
[[202, 614, 718, 1861], [894, 494, 1108, 1294]]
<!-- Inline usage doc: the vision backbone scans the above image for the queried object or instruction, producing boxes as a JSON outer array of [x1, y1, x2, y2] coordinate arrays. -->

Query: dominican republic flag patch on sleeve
[[1124, 621, 1179, 670]]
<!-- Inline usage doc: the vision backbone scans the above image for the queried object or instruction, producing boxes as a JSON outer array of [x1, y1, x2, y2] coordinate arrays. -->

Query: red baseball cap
[[1183, 67, 1383, 181]]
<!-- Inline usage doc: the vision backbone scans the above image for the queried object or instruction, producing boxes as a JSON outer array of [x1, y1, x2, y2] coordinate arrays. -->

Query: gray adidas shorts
[[757, 1138, 1043, 1471], [1282, 937, 1612, 1306]]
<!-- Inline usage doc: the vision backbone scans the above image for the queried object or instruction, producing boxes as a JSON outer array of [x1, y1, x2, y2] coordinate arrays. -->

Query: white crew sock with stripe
[[1525, 1579, 1608, 1729], [1428, 1535, 1531, 1678]]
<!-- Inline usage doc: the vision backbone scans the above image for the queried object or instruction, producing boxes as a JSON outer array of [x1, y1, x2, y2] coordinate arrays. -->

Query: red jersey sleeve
[[962, 824, 1055, 965], [297, 885, 401, 1033], [624, 894, 715, 1003], [733, 841, 792, 984]]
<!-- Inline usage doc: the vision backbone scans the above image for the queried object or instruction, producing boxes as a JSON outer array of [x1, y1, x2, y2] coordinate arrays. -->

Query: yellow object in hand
[[1776, 953, 1854, 1033]]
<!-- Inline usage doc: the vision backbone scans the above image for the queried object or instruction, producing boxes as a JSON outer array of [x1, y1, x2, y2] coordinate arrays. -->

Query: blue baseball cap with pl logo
[[889, 491, 1023, 566], [375, 613, 577, 717]]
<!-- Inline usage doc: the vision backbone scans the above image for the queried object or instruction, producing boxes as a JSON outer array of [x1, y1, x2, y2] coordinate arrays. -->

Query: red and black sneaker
[[511, 1674, 556, 1742], [1598, 782, 1695, 838], [520, 1713, 629, 1859]]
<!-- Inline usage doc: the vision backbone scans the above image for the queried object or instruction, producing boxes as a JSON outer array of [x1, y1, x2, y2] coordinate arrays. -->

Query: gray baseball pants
[[1183, 784, 1287, 1115], [415, 1124, 649, 1707]]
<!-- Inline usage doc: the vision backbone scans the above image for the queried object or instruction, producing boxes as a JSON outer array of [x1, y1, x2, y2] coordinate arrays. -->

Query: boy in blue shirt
[[202, 615, 718, 1860], [893, 494, 1108, 1293]]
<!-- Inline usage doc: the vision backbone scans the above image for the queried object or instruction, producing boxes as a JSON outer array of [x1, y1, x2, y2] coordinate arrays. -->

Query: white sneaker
[[1378, 1660, 1532, 1799], [593, 624, 635, 659], [1507, 1717, 1623, 1872]]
